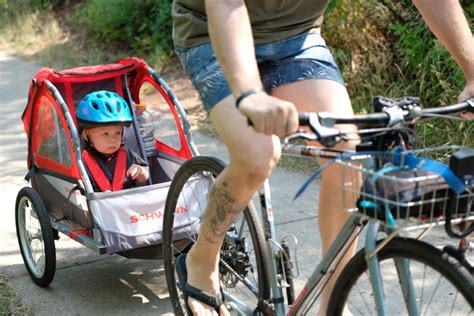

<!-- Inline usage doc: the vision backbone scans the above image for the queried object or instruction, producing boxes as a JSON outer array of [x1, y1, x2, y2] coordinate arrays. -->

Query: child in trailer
[[76, 90, 150, 192]]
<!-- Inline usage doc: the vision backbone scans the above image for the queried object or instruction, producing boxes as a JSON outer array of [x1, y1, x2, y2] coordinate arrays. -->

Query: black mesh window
[[71, 78, 117, 108]]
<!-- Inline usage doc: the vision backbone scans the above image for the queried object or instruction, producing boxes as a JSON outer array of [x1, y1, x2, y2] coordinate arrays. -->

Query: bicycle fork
[[258, 178, 365, 315], [365, 219, 420, 315]]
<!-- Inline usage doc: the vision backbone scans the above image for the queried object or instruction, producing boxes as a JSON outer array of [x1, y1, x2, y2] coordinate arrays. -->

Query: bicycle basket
[[337, 146, 473, 225]]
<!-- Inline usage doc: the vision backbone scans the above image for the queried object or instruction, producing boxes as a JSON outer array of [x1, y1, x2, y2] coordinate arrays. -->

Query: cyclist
[[171, 0, 474, 314]]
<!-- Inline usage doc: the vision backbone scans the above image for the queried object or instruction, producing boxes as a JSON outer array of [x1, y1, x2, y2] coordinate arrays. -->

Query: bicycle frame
[[254, 177, 368, 314], [225, 143, 435, 315], [283, 211, 363, 314]]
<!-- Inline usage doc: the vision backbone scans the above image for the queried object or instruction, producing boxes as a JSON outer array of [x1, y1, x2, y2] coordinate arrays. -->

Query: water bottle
[[135, 103, 156, 157]]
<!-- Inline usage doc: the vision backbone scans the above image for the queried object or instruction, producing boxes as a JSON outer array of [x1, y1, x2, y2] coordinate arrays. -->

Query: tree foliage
[[1, 0, 472, 146], [71, 0, 172, 60]]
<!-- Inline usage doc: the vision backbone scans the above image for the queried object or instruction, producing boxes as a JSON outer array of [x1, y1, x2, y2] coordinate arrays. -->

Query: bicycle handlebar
[[297, 97, 474, 147], [299, 98, 473, 128]]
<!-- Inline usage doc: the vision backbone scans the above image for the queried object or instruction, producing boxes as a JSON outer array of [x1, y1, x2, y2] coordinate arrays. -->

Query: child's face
[[87, 125, 123, 155]]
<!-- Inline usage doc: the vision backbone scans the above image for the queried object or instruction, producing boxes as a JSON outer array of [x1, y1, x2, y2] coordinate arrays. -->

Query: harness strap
[[394, 153, 466, 194], [295, 148, 467, 200], [82, 146, 127, 192]]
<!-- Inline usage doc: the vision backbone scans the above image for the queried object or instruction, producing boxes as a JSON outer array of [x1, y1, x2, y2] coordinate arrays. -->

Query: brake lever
[[308, 112, 342, 148], [283, 130, 318, 145]]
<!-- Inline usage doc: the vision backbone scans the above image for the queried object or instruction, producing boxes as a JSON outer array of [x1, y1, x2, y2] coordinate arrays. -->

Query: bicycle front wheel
[[163, 156, 270, 315], [328, 237, 473, 315]]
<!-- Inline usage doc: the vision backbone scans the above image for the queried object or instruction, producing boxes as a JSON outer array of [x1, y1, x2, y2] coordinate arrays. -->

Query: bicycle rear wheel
[[163, 156, 270, 315], [328, 237, 473, 315]]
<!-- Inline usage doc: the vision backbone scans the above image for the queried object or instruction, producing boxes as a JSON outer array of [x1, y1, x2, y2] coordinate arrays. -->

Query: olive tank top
[[172, 0, 329, 48]]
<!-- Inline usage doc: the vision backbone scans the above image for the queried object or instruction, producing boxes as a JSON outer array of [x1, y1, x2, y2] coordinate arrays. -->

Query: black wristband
[[235, 88, 264, 109]]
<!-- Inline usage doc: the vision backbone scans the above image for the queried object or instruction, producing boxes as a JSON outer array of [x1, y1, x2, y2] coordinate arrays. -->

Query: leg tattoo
[[205, 181, 247, 244]]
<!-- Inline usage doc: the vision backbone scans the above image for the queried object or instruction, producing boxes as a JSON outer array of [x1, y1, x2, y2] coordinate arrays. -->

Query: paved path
[[0, 52, 322, 315]]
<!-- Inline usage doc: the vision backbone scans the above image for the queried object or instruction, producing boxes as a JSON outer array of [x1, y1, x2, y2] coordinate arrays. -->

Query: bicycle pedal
[[253, 301, 275, 316]]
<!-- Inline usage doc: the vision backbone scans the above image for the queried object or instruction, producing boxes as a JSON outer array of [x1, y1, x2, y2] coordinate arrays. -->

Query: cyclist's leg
[[272, 78, 358, 315], [185, 95, 280, 315], [176, 41, 280, 315]]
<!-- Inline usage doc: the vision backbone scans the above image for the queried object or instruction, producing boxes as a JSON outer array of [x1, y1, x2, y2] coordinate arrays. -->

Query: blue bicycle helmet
[[76, 90, 132, 128]]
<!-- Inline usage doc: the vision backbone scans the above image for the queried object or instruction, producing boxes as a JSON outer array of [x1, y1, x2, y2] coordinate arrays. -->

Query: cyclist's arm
[[413, 0, 474, 107], [204, 0, 298, 136], [204, 0, 261, 95]]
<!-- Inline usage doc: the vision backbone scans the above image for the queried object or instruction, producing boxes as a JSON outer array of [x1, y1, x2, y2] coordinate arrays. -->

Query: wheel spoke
[[16, 188, 56, 286], [328, 238, 473, 315]]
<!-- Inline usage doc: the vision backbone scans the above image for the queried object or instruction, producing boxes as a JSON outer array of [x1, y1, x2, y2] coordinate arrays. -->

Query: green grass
[[0, 275, 29, 315], [0, 6, 163, 70], [0, 282, 12, 315]]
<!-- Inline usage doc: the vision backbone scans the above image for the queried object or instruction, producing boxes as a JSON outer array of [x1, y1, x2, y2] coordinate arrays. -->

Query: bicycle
[[163, 96, 474, 315]]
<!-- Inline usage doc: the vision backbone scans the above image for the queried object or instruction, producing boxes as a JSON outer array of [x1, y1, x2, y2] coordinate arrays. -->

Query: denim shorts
[[175, 31, 344, 112]]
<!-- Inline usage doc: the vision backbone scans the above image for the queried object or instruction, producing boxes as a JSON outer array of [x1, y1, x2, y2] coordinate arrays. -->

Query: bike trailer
[[19, 58, 207, 258]]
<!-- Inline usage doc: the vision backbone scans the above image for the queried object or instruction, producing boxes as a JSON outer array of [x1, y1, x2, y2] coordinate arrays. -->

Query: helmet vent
[[91, 101, 99, 110], [104, 102, 112, 113]]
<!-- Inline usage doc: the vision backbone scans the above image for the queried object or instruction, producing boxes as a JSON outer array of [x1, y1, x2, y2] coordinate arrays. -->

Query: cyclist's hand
[[238, 92, 299, 137], [458, 81, 474, 119]]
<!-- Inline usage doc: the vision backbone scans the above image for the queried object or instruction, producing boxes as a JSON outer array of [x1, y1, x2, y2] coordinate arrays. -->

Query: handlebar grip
[[299, 112, 310, 126], [250, 113, 311, 127]]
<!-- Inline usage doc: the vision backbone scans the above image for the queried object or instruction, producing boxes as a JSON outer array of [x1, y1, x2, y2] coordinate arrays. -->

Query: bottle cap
[[135, 103, 147, 111]]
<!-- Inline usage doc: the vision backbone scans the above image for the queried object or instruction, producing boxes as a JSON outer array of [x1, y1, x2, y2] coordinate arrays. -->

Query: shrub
[[324, 0, 473, 147], [71, 0, 172, 62], [324, 0, 397, 112]]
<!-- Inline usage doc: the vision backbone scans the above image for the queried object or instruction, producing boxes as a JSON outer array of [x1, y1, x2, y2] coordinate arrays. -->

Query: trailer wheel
[[16, 187, 56, 286]]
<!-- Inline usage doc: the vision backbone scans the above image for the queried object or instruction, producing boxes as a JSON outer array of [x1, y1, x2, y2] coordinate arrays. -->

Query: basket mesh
[[337, 146, 473, 226]]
